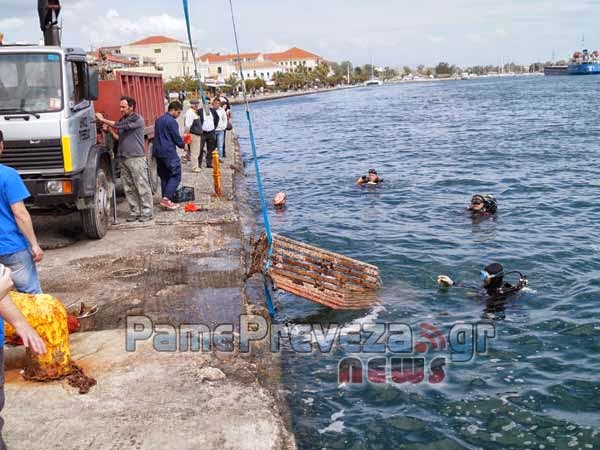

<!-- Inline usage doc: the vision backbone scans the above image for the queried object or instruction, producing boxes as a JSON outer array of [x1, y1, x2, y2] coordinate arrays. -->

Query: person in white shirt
[[213, 97, 228, 159], [190, 99, 219, 169], [184, 99, 200, 168]]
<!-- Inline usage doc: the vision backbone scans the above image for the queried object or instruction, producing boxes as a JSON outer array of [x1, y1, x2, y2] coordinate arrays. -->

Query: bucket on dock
[[249, 233, 382, 310], [66, 302, 98, 332]]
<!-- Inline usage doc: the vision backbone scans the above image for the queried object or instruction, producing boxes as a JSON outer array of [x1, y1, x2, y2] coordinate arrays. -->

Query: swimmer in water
[[437, 262, 527, 299], [273, 191, 287, 209], [356, 168, 383, 185], [468, 194, 497, 216]]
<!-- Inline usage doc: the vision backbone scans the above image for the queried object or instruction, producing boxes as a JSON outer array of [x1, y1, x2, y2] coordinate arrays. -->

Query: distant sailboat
[[364, 56, 383, 86]]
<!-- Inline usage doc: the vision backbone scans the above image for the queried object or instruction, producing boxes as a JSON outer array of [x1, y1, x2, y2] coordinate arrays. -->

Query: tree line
[[163, 59, 549, 96]]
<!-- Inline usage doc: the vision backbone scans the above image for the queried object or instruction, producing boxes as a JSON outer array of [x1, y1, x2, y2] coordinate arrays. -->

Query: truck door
[[64, 59, 93, 173]]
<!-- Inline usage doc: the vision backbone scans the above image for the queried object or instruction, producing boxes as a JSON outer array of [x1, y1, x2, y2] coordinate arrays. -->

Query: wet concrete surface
[[33, 131, 246, 331]]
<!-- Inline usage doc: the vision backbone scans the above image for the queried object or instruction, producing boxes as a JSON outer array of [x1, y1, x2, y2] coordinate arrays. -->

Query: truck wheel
[[147, 142, 159, 195], [81, 164, 114, 239]]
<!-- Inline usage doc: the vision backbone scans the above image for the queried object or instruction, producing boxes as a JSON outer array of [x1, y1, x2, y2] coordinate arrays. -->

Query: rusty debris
[[248, 233, 382, 310], [23, 361, 97, 395], [66, 363, 97, 395]]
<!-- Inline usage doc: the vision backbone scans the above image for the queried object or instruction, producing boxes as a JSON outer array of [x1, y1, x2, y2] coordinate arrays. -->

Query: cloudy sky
[[1, 0, 598, 67]]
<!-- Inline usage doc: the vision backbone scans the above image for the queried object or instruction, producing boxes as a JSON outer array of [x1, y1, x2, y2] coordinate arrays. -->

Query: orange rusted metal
[[212, 150, 222, 197], [249, 233, 382, 310], [5, 292, 72, 379]]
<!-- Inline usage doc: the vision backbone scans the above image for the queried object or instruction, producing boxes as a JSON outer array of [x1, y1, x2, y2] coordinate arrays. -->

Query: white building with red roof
[[120, 35, 207, 81], [199, 47, 324, 83], [263, 47, 324, 72]]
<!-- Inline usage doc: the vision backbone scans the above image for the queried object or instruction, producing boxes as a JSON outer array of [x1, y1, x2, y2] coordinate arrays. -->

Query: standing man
[[96, 97, 154, 222], [193, 100, 219, 169], [0, 130, 44, 294], [213, 97, 228, 159], [185, 99, 201, 172], [153, 102, 185, 210]]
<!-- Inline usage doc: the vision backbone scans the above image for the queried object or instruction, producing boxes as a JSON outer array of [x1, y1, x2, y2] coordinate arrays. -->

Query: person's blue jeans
[[215, 130, 225, 158], [0, 249, 42, 294]]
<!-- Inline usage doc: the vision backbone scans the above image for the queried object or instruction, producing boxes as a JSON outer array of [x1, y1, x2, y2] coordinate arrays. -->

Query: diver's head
[[367, 168, 378, 183], [273, 191, 287, 208], [470, 194, 485, 212], [481, 263, 504, 290]]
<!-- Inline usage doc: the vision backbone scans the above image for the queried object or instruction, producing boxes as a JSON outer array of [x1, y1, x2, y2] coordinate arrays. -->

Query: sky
[[1, 0, 599, 67]]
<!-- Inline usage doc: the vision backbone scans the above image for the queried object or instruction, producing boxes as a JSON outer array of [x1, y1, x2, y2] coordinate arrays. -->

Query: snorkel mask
[[482, 269, 529, 293], [480, 269, 503, 281]]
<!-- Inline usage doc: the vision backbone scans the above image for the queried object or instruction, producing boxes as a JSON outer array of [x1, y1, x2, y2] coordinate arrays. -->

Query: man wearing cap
[[184, 99, 201, 170], [356, 169, 383, 185]]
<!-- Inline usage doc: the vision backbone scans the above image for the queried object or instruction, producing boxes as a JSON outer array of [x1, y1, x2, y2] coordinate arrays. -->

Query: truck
[[0, 0, 164, 239]]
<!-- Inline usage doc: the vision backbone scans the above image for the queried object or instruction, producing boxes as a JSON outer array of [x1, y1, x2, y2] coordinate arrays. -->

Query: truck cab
[[0, 45, 115, 238]]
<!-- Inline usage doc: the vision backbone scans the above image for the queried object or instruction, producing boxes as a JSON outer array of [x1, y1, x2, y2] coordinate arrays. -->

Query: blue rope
[[182, 0, 207, 106], [226, 0, 275, 317], [183, 0, 275, 316]]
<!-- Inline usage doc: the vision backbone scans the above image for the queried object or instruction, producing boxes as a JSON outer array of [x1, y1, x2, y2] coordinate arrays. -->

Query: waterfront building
[[119, 35, 208, 80], [200, 47, 324, 83]]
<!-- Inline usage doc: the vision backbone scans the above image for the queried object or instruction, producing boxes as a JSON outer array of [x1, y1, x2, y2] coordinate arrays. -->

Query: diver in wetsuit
[[437, 263, 528, 319], [356, 169, 383, 185], [468, 194, 497, 216], [437, 263, 528, 298]]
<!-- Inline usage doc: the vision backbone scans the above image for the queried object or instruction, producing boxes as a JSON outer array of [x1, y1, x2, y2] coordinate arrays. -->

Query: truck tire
[[81, 164, 114, 239], [147, 142, 159, 195]]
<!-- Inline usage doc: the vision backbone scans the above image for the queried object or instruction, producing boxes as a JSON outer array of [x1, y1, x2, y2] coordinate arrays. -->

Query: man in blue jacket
[[153, 102, 185, 210]]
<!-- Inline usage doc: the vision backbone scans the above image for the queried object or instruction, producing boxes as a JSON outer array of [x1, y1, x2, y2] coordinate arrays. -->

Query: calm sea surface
[[233, 76, 600, 450]]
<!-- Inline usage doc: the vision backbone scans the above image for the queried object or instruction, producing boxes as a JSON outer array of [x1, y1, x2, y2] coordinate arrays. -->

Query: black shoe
[[138, 216, 154, 223], [126, 215, 139, 222]]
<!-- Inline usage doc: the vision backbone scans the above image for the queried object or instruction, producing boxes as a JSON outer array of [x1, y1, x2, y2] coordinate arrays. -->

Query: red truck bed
[[94, 71, 165, 139]]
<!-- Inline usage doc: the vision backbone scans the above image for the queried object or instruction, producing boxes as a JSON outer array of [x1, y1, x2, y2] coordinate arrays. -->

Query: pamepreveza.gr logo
[[125, 316, 496, 386], [337, 322, 496, 386]]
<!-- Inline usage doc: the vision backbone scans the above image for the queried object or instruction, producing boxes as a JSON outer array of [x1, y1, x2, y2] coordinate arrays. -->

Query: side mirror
[[86, 67, 99, 101]]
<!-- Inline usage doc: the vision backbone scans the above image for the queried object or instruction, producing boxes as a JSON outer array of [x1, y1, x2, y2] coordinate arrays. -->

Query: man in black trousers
[[190, 99, 220, 170]]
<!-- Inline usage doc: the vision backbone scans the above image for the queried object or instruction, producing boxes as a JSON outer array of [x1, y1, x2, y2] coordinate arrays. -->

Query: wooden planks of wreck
[[248, 233, 382, 309]]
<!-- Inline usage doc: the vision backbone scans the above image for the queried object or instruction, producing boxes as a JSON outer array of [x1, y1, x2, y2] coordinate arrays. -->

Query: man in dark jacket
[[153, 101, 185, 210], [190, 100, 219, 169], [96, 96, 153, 222]]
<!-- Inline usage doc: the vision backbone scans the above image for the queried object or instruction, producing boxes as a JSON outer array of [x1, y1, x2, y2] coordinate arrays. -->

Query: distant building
[[199, 47, 324, 83], [86, 51, 139, 71], [264, 47, 324, 72], [119, 35, 208, 81]]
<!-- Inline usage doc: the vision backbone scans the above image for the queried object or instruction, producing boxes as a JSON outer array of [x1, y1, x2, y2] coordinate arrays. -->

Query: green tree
[[313, 62, 331, 85], [403, 65, 412, 76], [435, 62, 452, 75], [381, 66, 399, 80]]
